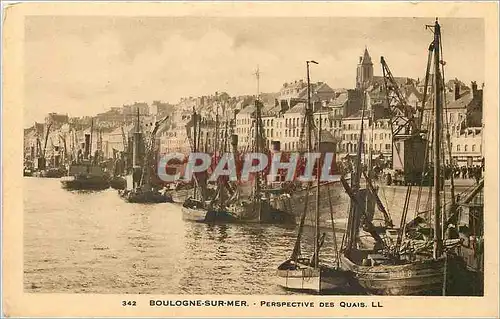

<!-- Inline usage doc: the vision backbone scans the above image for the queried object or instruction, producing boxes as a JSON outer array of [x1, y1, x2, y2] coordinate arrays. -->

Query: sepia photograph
[[2, 1, 499, 318]]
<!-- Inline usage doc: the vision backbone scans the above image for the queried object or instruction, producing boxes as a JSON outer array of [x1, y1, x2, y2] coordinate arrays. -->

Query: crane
[[380, 56, 419, 136], [380, 57, 428, 187]]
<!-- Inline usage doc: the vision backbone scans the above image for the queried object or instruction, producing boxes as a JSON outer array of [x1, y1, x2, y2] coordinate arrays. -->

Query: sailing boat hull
[[109, 176, 127, 190], [119, 189, 173, 203], [276, 260, 351, 293], [340, 254, 447, 295], [181, 198, 239, 223], [61, 175, 110, 191], [182, 207, 238, 223], [172, 189, 193, 203]]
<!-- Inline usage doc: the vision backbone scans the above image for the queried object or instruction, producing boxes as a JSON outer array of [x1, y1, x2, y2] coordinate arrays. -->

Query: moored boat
[[340, 252, 447, 295], [277, 77, 350, 293], [118, 112, 173, 204], [119, 186, 173, 203], [34, 167, 67, 178], [338, 19, 469, 296], [23, 165, 34, 177], [277, 258, 352, 293], [110, 175, 127, 190], [60, 163, 110, 191], [182, 197, 238, 223]]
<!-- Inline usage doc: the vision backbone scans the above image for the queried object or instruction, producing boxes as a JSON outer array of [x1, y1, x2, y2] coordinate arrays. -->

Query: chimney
[[454, 80, 460, 101], [471, 81, 478, 99]]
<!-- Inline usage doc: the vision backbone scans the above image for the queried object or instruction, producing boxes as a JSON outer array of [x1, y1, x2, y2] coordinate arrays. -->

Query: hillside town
[[23, 47, 484, 176]]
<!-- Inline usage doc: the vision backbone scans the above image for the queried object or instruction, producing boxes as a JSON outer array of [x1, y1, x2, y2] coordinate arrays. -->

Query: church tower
[[356, 47, 374, 90]]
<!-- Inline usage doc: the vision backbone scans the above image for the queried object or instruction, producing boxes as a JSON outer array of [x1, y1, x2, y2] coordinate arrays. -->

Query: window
[[472, 144, 476, 152], [385, 144, 391, 150], [457, 144, 460, 152], [464, 145, 468, 152], [285, 130, 288, 137]]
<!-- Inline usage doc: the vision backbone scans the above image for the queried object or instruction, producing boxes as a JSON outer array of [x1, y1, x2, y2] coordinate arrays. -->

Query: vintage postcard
[[2, 1, 499, 317]]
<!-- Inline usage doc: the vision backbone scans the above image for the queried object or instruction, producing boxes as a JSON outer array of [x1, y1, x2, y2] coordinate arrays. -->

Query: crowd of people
[[443, 164, 484, 182], [338, 157, 484, 184]]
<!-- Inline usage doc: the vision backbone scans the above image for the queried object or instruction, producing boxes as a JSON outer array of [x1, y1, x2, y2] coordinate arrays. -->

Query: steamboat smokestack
[[84, 134, 91, 159]]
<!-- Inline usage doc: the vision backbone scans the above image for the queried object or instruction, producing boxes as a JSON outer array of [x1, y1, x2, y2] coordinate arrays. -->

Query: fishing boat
[[277, 61, 351, 293], [30, 123, 68, 178], [222, 69, 296, 225], [61, 119, 110, 191], [277, 173, 351, 292], [110, 127, 129, 190], [23, 164, 34, 177], [119, 110, 173, 203], [450, 178, 484, 295], [60, 164, 110, 190], [171, 184, 194, 203], [339, 19, 465, 296], [181, 105, 239, 221], [110, 175, 127, 190]]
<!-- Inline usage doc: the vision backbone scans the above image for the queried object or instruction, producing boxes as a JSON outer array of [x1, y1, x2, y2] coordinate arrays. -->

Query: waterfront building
[[277, 80, 335, 112], [339, 110, 392, 161], [281, 102, 306, 151], [450, 127, 483, 166]]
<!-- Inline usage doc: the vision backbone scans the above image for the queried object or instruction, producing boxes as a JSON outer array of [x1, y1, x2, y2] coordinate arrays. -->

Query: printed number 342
[[122, 301, 137, 306]]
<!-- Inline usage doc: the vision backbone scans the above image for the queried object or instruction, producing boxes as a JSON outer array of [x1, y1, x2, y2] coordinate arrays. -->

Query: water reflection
[[23, 178, 473, 295]]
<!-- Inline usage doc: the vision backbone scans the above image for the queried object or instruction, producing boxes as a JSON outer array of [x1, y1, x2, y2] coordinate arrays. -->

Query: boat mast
[[254, 66, 262, 221], [306, 61, 317, 152], [90, 118, 93, 159], [42, 123, 52, 160], [192, 107, 198, 199], [432, 18, 443, 259], [314, 113, 322, 268], [289, 60, 318, 261], [132, 108, 141, 167], [215, 95, 219, 157], [354, 93, 366, 190]]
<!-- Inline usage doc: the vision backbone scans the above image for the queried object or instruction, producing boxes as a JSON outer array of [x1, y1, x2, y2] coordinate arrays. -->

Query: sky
[[24, 16, 484, 127]]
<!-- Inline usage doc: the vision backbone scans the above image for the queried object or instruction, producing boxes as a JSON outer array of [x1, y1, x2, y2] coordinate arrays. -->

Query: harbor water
[[23, 177, 475, 294]]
